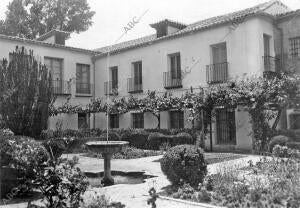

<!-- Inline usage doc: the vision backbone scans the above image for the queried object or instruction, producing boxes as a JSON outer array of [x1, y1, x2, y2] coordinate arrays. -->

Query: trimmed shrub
[[147, 132, 194, 150], [172, 132, 193, 145], [268, 135, 290, 152], [272, 144, 300, 158], [120, 129, 149, 149], [147, 133, 169, 150], [160, 145, 207, 187], [99, 132, 121, 141]]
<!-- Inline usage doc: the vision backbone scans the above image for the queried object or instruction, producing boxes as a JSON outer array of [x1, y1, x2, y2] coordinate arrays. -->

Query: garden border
[[158, 195, 225, 208]]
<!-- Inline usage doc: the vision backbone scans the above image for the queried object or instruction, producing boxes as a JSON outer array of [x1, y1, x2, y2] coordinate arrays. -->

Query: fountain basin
[[85, 141, 129, 154], [85, 141, 129, 186]]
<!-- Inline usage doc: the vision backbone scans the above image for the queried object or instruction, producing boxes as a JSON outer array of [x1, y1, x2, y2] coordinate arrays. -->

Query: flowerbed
[[160, 156, 300, 208], [83, 146, 162, 159]]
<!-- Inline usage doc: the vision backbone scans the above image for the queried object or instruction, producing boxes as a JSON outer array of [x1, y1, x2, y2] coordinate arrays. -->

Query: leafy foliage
[[0, 47, 55, 138], [160, 145, 207, 187], [0, 0, 95, 39]]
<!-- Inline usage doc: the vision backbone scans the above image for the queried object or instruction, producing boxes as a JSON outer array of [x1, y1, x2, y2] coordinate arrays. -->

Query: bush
[[147, 132, 194, 150], [42, 138, 66, 159], [272, 145, 300, 158], [268, 135, 290, 152], [160, 145, 207, 187], [99, 132, 121, 141], [287, 141, 300, 151], [120, 129, 149, 149]]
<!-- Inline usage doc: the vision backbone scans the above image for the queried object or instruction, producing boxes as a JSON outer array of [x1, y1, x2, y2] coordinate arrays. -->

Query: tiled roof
[[94, 0, 290, 57], [0, 34, 98, 54], [275, 9, 300, 19], [36, 29, 71, 41], [150, 19, 187, 29]]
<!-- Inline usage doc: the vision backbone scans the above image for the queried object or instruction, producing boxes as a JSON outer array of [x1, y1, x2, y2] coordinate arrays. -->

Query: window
[[76, 64, 90, 94], [169, 53, 181, 79], [133, 61, 142, 86], [289, 37, 300, 58], [109, 114, 119, 129], [78, 113, 90, 129], [212, 43, 227, 64], [169, 111, 184, 129], [111, 66, 118, 89], [44, 57, 63, 81], [132, 113, 144, 128]]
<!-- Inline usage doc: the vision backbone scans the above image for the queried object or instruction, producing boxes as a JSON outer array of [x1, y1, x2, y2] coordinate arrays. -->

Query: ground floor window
[[169, 111, 184, 129], [78, 113, 90, 129], [216, 108, 236, 144], [132, 113, 144, 128], [290, 113, 300, 129], [109, 114, 119, 129]]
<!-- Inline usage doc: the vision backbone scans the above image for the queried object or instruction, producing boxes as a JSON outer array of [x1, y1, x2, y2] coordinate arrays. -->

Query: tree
[[0, 46, 55, 138], [0, 0, 95, 39]]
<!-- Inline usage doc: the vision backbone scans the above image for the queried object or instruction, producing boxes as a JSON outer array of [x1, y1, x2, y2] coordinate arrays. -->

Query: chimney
[[36, 29, 71, 45], [150, 19, 187, 38]]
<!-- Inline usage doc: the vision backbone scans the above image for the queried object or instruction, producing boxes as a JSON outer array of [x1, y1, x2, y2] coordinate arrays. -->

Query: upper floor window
[[111, 66, 118, 89], [109, 114, 119, 129], [132, 113, 144, 129], [169, 111, 184, 129], [76, 64, 91, 94], [290, 37, 300, 58], [133, 61, 142, 86], [44, 57, 63, 81], [169, 53, 181, 79]]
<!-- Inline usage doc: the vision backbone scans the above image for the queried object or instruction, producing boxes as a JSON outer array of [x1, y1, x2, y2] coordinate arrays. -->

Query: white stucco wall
[[93, 16, 275, 132]]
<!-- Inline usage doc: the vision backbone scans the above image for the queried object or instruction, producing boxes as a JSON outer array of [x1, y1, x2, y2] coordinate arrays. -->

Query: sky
[[1, 0, 300, 50]]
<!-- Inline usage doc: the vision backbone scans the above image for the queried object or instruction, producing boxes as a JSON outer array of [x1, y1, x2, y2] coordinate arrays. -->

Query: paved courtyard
[[1, 153, 262, 208]]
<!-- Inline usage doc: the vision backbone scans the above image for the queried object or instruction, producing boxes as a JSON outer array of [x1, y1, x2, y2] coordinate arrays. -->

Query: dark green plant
[[0, 0, 95, 39], [0, 47, 55, 138], [268, 135, 290, 152], [160, 145, 207, 187]]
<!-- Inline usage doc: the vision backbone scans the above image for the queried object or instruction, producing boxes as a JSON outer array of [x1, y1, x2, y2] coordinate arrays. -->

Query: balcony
[[52, 80, 71, 95], [206, 62, 228, 84], [127, 77, 143, 93], [163, 71, 182, 89], [104, 81, 118, 95], [76, 82, 93, 95]]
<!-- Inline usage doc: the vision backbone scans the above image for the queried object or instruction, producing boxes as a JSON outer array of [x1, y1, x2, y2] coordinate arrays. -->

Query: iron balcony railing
[[104, 81, 118, 95], [127, 77, 143, 93], [163, 71, 182, 89], [76, 82, 93, 94], [52, 80, 71, 95], [206, 62, 228, 84], [263, 56, 280, 72]]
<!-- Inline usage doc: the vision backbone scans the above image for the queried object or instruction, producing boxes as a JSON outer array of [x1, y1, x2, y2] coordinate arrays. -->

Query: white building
[[0, 0, 299, 150]]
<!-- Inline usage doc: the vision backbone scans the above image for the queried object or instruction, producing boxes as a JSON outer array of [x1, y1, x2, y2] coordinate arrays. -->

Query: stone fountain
[[85, 141, 128, 186]]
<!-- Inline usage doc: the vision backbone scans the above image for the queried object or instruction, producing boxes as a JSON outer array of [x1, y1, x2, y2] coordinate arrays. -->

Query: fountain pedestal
[[85, 141, 128, 186]]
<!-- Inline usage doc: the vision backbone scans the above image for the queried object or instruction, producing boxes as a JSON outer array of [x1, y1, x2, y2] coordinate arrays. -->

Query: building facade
[[0, 0, 299, 150]]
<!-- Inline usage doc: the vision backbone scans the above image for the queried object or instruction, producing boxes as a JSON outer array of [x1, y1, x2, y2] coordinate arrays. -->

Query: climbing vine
[[49, 73, 300, 150]]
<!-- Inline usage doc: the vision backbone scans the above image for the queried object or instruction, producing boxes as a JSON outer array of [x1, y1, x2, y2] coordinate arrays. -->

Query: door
[[216, 109, 236, 144]]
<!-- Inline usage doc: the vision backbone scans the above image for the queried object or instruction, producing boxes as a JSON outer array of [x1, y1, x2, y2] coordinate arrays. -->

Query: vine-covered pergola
[[49, 73, 300, 151]]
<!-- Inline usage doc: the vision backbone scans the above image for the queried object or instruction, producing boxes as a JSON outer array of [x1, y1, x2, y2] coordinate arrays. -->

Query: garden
[[1, 47, 300, 208]]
